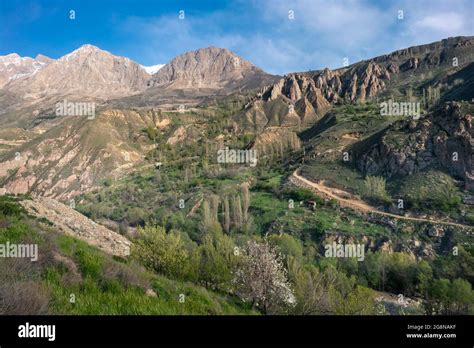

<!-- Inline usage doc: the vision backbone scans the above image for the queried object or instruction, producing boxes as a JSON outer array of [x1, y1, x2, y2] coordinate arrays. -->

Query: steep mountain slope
[[105, 47, 278, 109], [1, 37, 473, 201], [439, 62, 474, 102], [0, 46, 277, 128], [0, 46, 278, 199], [0, 108, 165, 199], [0, 127, 36, 156], [0, 195, 254, 315], [0, 45, 152, 131]]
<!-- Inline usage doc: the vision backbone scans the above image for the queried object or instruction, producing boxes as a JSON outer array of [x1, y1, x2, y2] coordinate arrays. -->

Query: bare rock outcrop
[[353, 102, 473, 190], [239, 60, 389, 130], [21, 196, 131, 257]]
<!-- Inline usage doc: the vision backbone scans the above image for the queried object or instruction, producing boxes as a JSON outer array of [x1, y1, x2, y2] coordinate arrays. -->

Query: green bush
[[132, 225, 191, 279], [196, 228, 236, 290], [283, 187, 323, 204], [0, 196, 25, 216], [362, 176, 391, 204], [268, 233, 304, 260]]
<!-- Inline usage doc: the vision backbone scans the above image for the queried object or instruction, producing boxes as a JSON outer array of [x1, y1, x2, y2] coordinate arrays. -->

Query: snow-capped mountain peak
[[0, 53, 53, 87]]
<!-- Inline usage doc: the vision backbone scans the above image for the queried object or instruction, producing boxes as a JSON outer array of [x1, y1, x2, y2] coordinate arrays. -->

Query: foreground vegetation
[[0, 196, 255, 315]]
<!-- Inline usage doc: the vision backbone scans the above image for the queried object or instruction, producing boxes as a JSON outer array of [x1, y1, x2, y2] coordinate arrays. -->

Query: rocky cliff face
[[239, 61, 390, 130], [353, 102, 473, 190], [5, 45, 150, 100], [269, 61, 391, 104], [148, 47, 275, 90], [373, 36, 474, 71]]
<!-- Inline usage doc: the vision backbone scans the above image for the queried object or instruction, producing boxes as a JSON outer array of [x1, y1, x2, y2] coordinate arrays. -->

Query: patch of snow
[[140, 64, 165, 75]]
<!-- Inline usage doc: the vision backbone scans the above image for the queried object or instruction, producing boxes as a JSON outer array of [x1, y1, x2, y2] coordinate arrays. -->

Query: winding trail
[[291, 169, 473, 229]]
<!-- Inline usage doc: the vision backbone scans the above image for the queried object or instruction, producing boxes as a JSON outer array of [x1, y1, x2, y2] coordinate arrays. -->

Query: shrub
[[362, 176, 391, 204], [283, 187, 323, 204], [75, 249, 104, 279], [268, 234, 304, 261], [0, 281, 49, 315], [126, 207, 147, 226], [397, 170, 462, 214], [0, 258, 49, 315], [0, 197, 25, 216], [197, 229, 236, 290], [101, 261, 149, 290], [132, 225, 190, 279]]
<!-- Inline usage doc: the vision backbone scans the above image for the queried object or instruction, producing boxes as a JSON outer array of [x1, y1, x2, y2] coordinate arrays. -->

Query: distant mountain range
[[0, 45, 275, 101], [0, 45, 278, 128], [2, 44, 150, 101]]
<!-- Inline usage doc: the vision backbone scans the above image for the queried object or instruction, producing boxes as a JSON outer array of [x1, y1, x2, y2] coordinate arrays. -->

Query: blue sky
[[1, 0, 473, 74]]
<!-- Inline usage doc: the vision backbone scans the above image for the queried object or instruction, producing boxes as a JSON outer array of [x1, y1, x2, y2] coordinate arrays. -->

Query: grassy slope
[[0, 195, 255, 315]]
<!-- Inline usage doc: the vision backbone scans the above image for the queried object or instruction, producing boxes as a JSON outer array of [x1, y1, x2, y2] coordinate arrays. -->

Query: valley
[[0, 36, 473, 316]]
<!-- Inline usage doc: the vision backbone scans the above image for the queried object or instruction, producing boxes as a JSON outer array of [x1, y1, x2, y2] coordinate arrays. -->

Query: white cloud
[[118, 0, 473, 75], [414, 12, 465, 33], [121, 13, 247, 66]]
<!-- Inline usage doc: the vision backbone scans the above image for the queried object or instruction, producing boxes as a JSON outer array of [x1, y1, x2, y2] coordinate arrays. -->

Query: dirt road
[[291, 169, 472, 229]]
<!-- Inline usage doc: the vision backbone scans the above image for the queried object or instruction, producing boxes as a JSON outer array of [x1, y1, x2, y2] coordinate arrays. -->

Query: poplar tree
[[210, 194, 220, 223], [235, 195, 243, 229], [223, 196, 231, 233], [241, 183, 250, 224], [200, 200, 212, 232]]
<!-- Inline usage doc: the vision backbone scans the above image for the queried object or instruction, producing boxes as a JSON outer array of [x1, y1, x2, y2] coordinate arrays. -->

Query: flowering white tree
[[233, 240, 296, 314]]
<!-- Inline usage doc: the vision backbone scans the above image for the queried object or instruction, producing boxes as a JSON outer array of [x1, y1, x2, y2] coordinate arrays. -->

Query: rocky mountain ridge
[[238, 36, 474, 131], [0, 45, 277, 129], [1, 37, 473, 200]]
